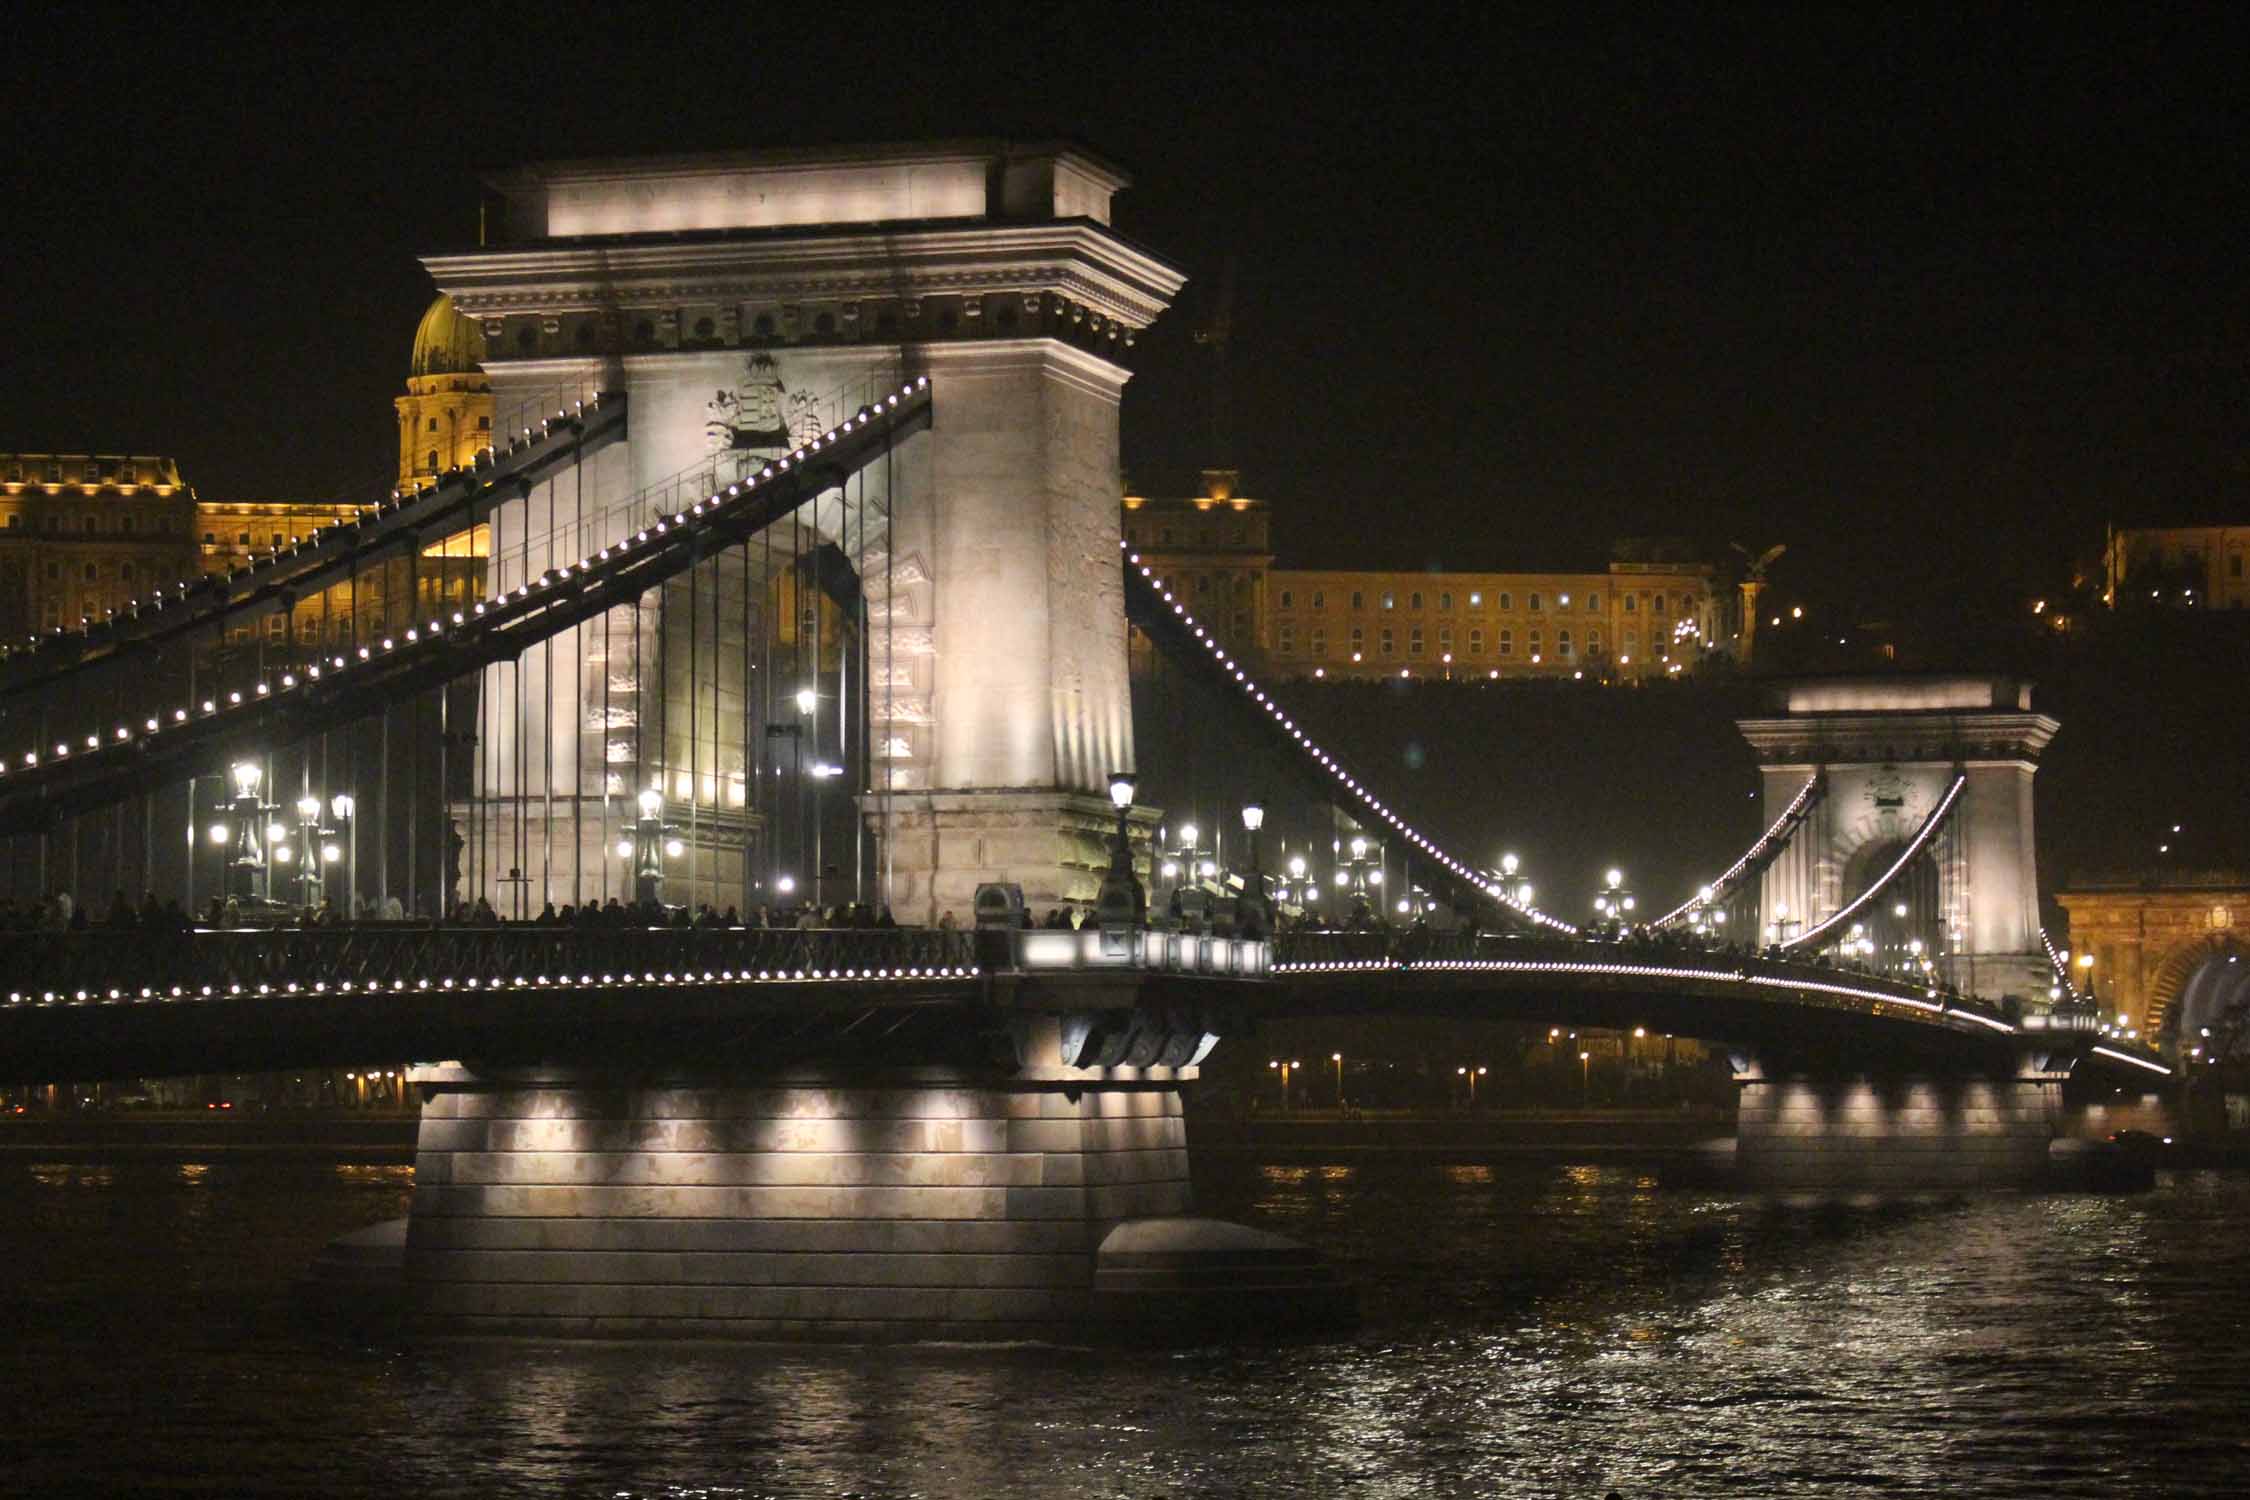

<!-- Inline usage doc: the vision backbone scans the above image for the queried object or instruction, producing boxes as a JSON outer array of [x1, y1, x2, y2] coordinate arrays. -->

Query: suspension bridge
[[0, 140, 2179, 1341]]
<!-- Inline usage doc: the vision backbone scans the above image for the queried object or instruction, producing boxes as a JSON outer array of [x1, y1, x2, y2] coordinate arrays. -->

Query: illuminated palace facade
[[1, 296, 492, 658], [1123, 469, 1725, 681]]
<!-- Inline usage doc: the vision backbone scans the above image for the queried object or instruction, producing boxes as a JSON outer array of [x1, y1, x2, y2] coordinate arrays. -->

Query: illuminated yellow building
[[0, 453, 200, 639], [1123, 469, 1722, 681], [2105, 524, 2250, 611], [395, 294, 495, 489]]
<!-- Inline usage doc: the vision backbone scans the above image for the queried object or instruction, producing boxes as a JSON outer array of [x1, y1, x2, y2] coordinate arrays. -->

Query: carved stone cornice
[[424, 221, 1186, 331], [1735, 710, 2060, 767]]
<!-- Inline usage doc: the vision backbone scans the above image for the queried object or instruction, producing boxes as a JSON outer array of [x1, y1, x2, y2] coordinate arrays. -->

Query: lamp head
[[795, 687, 816, 715], [329, 793, 354, 820], [1606, 867, 1623, 889], [637, 788, 662, 817], [1107, 772, 1136, 810], [1287, 855, 1307, 878], [296, 796, 321, 821], [1240, 802, 1264, 832], [1500, 852, 1519, 876], [1179, 822, 1198, 847], [230, 761, 261, 797]]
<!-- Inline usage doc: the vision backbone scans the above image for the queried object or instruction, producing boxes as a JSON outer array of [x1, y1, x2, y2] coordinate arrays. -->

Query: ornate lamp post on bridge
[[1094, 771, 1145, 928], [620, 787, 682, 908], [1236, 801, 1267, 936], [1591, 867, 1635, 938], [213, 760, 276, 906]]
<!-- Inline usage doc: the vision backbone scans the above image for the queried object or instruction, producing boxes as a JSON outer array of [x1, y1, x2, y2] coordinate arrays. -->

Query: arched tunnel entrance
[[1836, 836, 1946, 979], [2158, 937, 2250, 1063]]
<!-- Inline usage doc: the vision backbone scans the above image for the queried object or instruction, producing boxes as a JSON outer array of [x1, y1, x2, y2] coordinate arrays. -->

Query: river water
[[3, 1150, 2246, 1498]]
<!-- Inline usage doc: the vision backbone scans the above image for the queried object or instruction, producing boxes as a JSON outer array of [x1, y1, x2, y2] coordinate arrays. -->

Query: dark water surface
[[3, 1151, 2247, 1498]]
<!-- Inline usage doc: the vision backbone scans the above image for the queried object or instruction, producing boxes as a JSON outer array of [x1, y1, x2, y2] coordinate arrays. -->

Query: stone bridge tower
[[1736, 675, 2058, 1000], [424, 141, 1184, 921]]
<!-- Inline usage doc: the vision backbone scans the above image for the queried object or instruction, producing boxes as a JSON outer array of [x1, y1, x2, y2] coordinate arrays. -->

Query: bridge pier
[[400, 1018, 1213, 1341], [1727, 1060, 2066, 1192]]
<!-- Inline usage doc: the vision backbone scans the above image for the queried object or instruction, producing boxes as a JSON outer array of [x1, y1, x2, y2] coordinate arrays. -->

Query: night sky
[[9, 6, 2246, 626]]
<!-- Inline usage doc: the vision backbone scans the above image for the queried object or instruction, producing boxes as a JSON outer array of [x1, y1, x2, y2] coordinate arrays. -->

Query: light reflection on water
[[0, 1155, 2245, 1497]]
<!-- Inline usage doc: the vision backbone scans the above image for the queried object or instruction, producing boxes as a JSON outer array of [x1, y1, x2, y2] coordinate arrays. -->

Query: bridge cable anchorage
[[1780, 773, 1966, 952], [1653, 770, 1825, 927], [0, 379, 932, 835], [0, 387, 626, 705], [1119, 542, 1577, 935]]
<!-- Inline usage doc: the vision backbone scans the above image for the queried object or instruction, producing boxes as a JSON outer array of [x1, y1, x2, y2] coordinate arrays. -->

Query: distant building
[[2105, 524, 2250, 611], [3, 295, 492, 659], [1123, 469, 1724, 681], [0, 453, 200, 640]]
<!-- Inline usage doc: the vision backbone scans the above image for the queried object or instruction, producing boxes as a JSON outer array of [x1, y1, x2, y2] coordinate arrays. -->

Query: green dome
[[409, 294, 484, 377]]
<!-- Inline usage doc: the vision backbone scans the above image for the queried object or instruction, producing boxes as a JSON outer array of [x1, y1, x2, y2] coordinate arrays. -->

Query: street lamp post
[[1238, 801, 1266, 936], [1269, 1058, 1298, 1111], [1457, 1063, 1488, 1107], [1580, 1049, 1592, 1105], [330, 793, 356, 916], [1331, 1051, 1345, 1108], [1095, 772, 1145, 929], [629, 787, 672, 907], [220, 761, 273, 904]]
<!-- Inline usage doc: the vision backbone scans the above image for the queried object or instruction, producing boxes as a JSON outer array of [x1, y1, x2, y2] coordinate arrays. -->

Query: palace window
[[202, 531, 215, 545], [1311, 590, 1325, 610], [1499, 629, 1513, 655], [119, 463, 136, 484], [1379, 627, 1394, 655], [83, 562, 97, 582], [1558, 629, 1573, 657], [271, 532, 285, 549], [1528, 592, 1542, 612], [238, 531, 250, 545], [425, 450, 439, 470], [428, 417, 440, 432], [1587, 629, 1601, 653], [1279, 589, 1293, 610], [1439, 591, 1453, 611], [1624, 594, 1637, 612], [267, 615, 287, 642], [1408, 626, 1423, 655], [1350, 625, 1364, 653], [1624, 628, 1638, 649], [1438, 626, 1453, 653], [1381, 591, 1395, 610], [477, 416, 491, 431], [1310, 627, 1326, 654], [46, 461, 63, 482], [1528, 628, 1542, 652], [1350, 591, 1364, 610], [1408, 591, 1422, 611], [1279, 624, 1296, 653], [1586, 591, 1600, 612], [83, 463, 99, 483], [1653, 594, 1667, 615], [1468, 627, 1484, 653], [1497, 592, 1512, 611]]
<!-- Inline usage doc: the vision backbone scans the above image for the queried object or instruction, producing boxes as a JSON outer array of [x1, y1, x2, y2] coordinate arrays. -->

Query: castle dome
[[409, 294, 484, 378]]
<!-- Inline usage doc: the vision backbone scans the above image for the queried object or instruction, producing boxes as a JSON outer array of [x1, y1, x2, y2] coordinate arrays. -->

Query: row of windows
[[1130, 524, 1255, 548], [1273, 587, 1697, 616], [1, 511, 186, 535], [1277, 622, 1669, 661], [39, 558, 183, 585], [5, 460, 156, 485]]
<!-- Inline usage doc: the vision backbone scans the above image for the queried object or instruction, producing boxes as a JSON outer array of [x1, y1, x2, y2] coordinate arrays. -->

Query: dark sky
[[8, 5, 2246, 622]]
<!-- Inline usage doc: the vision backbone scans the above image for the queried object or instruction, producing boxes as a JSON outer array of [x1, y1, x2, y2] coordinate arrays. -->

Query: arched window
[[426, 450, 439, 470], [1528, 592, 1542, 612], [1408, 591, 1422, 611], [1624, 594, 1637, 612], [83, 562, 98, 582], [1497, 592, 1512, 611], [427, 416, 440, 432], [1558, 628, 1573, 656], [1586, 592, 1601, 612]]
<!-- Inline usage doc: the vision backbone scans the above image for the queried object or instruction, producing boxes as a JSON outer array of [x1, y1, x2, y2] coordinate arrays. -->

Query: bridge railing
[[1003, 925, 1269, 978], [1272, 929, 2024, 1033], [0, 924, 980, 1003]]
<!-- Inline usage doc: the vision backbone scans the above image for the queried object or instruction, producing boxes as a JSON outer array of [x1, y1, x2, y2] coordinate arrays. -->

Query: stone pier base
[[402, 1034, 1195, 1340], [1733, 1070, 2063, 1192]]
